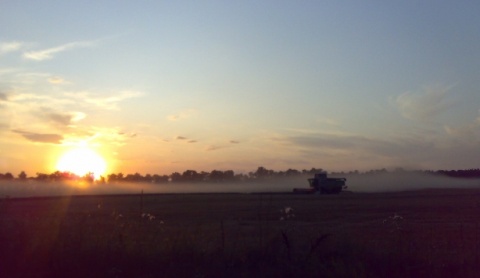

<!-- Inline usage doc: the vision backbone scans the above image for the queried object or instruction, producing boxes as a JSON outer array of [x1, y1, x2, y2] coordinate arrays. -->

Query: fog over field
[[344, 172, 480, 192], [0, 172, 479, 198]]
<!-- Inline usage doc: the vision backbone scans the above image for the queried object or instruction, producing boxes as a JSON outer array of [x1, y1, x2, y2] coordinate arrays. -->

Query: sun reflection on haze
[[56, 146, 107, 180]]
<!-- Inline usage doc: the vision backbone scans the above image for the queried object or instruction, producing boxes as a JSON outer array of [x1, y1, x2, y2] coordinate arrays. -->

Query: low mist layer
[[345, 172, 480, 192], [0, 172, 479, 198]]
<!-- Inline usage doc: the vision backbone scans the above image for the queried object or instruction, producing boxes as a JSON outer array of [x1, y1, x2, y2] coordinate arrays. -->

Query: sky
[[1, 1, 479, 176]]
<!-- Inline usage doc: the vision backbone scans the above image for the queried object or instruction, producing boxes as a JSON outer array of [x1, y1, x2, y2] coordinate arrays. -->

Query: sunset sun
[[56, 147, 107, 179]]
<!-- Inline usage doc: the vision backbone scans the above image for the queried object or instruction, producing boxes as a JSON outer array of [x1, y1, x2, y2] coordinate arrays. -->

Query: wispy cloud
[[167, 109, 196, 121], [23, 41, 95, 61], [65, 90, 143, 110], [0, 41, 23, 55], [206, 145, 224, 151], [48, 76, 67, 84], [60, 126, 136, 147], [37, 108, 86, 129], [444, 110, 480, 143], [12, 129, 63, 144], [174, 136, 197, 143], [282, 130, 438, 158], [391, 85, 453, 122], [316, 117, 340, 126]]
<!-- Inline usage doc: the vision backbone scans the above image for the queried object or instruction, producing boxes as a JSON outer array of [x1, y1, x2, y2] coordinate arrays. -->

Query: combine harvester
[[293, 172, 347, 194]]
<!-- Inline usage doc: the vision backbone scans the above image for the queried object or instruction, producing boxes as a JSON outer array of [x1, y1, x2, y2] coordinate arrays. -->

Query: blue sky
[[1, 1, 479, 175]]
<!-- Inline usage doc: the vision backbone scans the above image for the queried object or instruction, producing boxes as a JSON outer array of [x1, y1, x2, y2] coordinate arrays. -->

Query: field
[[2, 188, 480, 277]]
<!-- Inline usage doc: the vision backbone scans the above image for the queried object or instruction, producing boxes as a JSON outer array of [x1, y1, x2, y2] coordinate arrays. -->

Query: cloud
[[60, 126, 136, 147], [392, 85, 452, 121], [48, 112, 73, 126], [443, 110, 480, 143], [270, 130, 440, 171], [0, 93, 7, 101], [10, 92, 62, 102], [48, 76, 67, 84], [316, 117, 340, 126], [167, 109, 196, 121], [206, 145, 224, 151], [12, 130, 63, 144], [286, 132, 434, 157], [0, 41, 23, 55], [39, 109, 86, 128], [23, 41, 94, 61], [174, 136, 197, 143], [205, 139, 241, 151], [118, 131, 137, 138], [65, 90, 143, 110]]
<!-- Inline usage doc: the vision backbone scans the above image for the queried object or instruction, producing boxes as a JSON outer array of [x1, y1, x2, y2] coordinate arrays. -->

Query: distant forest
[[1, 167, 480, 183]]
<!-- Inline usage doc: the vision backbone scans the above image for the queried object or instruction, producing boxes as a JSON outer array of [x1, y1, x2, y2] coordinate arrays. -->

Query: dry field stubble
[[1, 188, 480, 277]]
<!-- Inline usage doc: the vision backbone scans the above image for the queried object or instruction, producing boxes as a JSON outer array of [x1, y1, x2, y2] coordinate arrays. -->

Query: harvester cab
[[294, 172, 347, 194]]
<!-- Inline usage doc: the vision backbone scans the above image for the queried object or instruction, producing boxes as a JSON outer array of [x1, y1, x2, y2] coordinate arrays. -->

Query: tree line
[[0, 167, 480, 184]]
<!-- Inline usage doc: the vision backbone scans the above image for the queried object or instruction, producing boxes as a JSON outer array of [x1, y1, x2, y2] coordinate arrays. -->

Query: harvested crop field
[[1, 188, 480, 277]]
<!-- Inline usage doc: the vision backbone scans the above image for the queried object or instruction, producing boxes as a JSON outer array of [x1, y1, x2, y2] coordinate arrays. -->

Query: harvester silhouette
[[293, 172, 347, 194]]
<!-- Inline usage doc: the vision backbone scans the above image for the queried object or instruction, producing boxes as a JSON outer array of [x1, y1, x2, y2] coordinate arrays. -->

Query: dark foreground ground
[[2, 188, 480, 277]]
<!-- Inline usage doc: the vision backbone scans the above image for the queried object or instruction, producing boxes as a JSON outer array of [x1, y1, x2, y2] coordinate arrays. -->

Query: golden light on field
[[56, 147, 107, 179]]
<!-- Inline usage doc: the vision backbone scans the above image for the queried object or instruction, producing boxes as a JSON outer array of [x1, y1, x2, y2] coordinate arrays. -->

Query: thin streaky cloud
[[12, 129, 63, 144], [391, 85, 453, 122], [48, 76, 67, 84], [39, 108, 86, 127], [167, 109, 197, 121], [65, 90, 143, 110], [60, 126, 135, 147], [443, 111, 480, 143], [0, 68, 22, 76], [316, 117, 340, 126], [206, 145, 224, 151], [10, 93, 55, 102], [23, 41, 95, 61], [0, 41, 23, 55]]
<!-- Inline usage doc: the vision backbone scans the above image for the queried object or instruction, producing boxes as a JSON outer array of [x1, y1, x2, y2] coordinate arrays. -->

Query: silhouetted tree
[[209, 170, 224, 182], [35, 173, 49, 181], [152, 174, 169, 183], [170, 172, 182, 182], [285, 169, 300, 176], [4, 172, 14, 180], [208, 170, 230, 182], [125, 172, 144, 182], [107, 173, 118, 183], [82, 172, 94, 183], [182, 170, 203, 182], [98, 176, 106, 184], [254, 166, 274, 179], [18, 171, 27, 180]]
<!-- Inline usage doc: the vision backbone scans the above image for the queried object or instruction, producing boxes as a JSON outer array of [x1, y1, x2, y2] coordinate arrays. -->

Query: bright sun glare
[[56, 147, 107, 179]]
